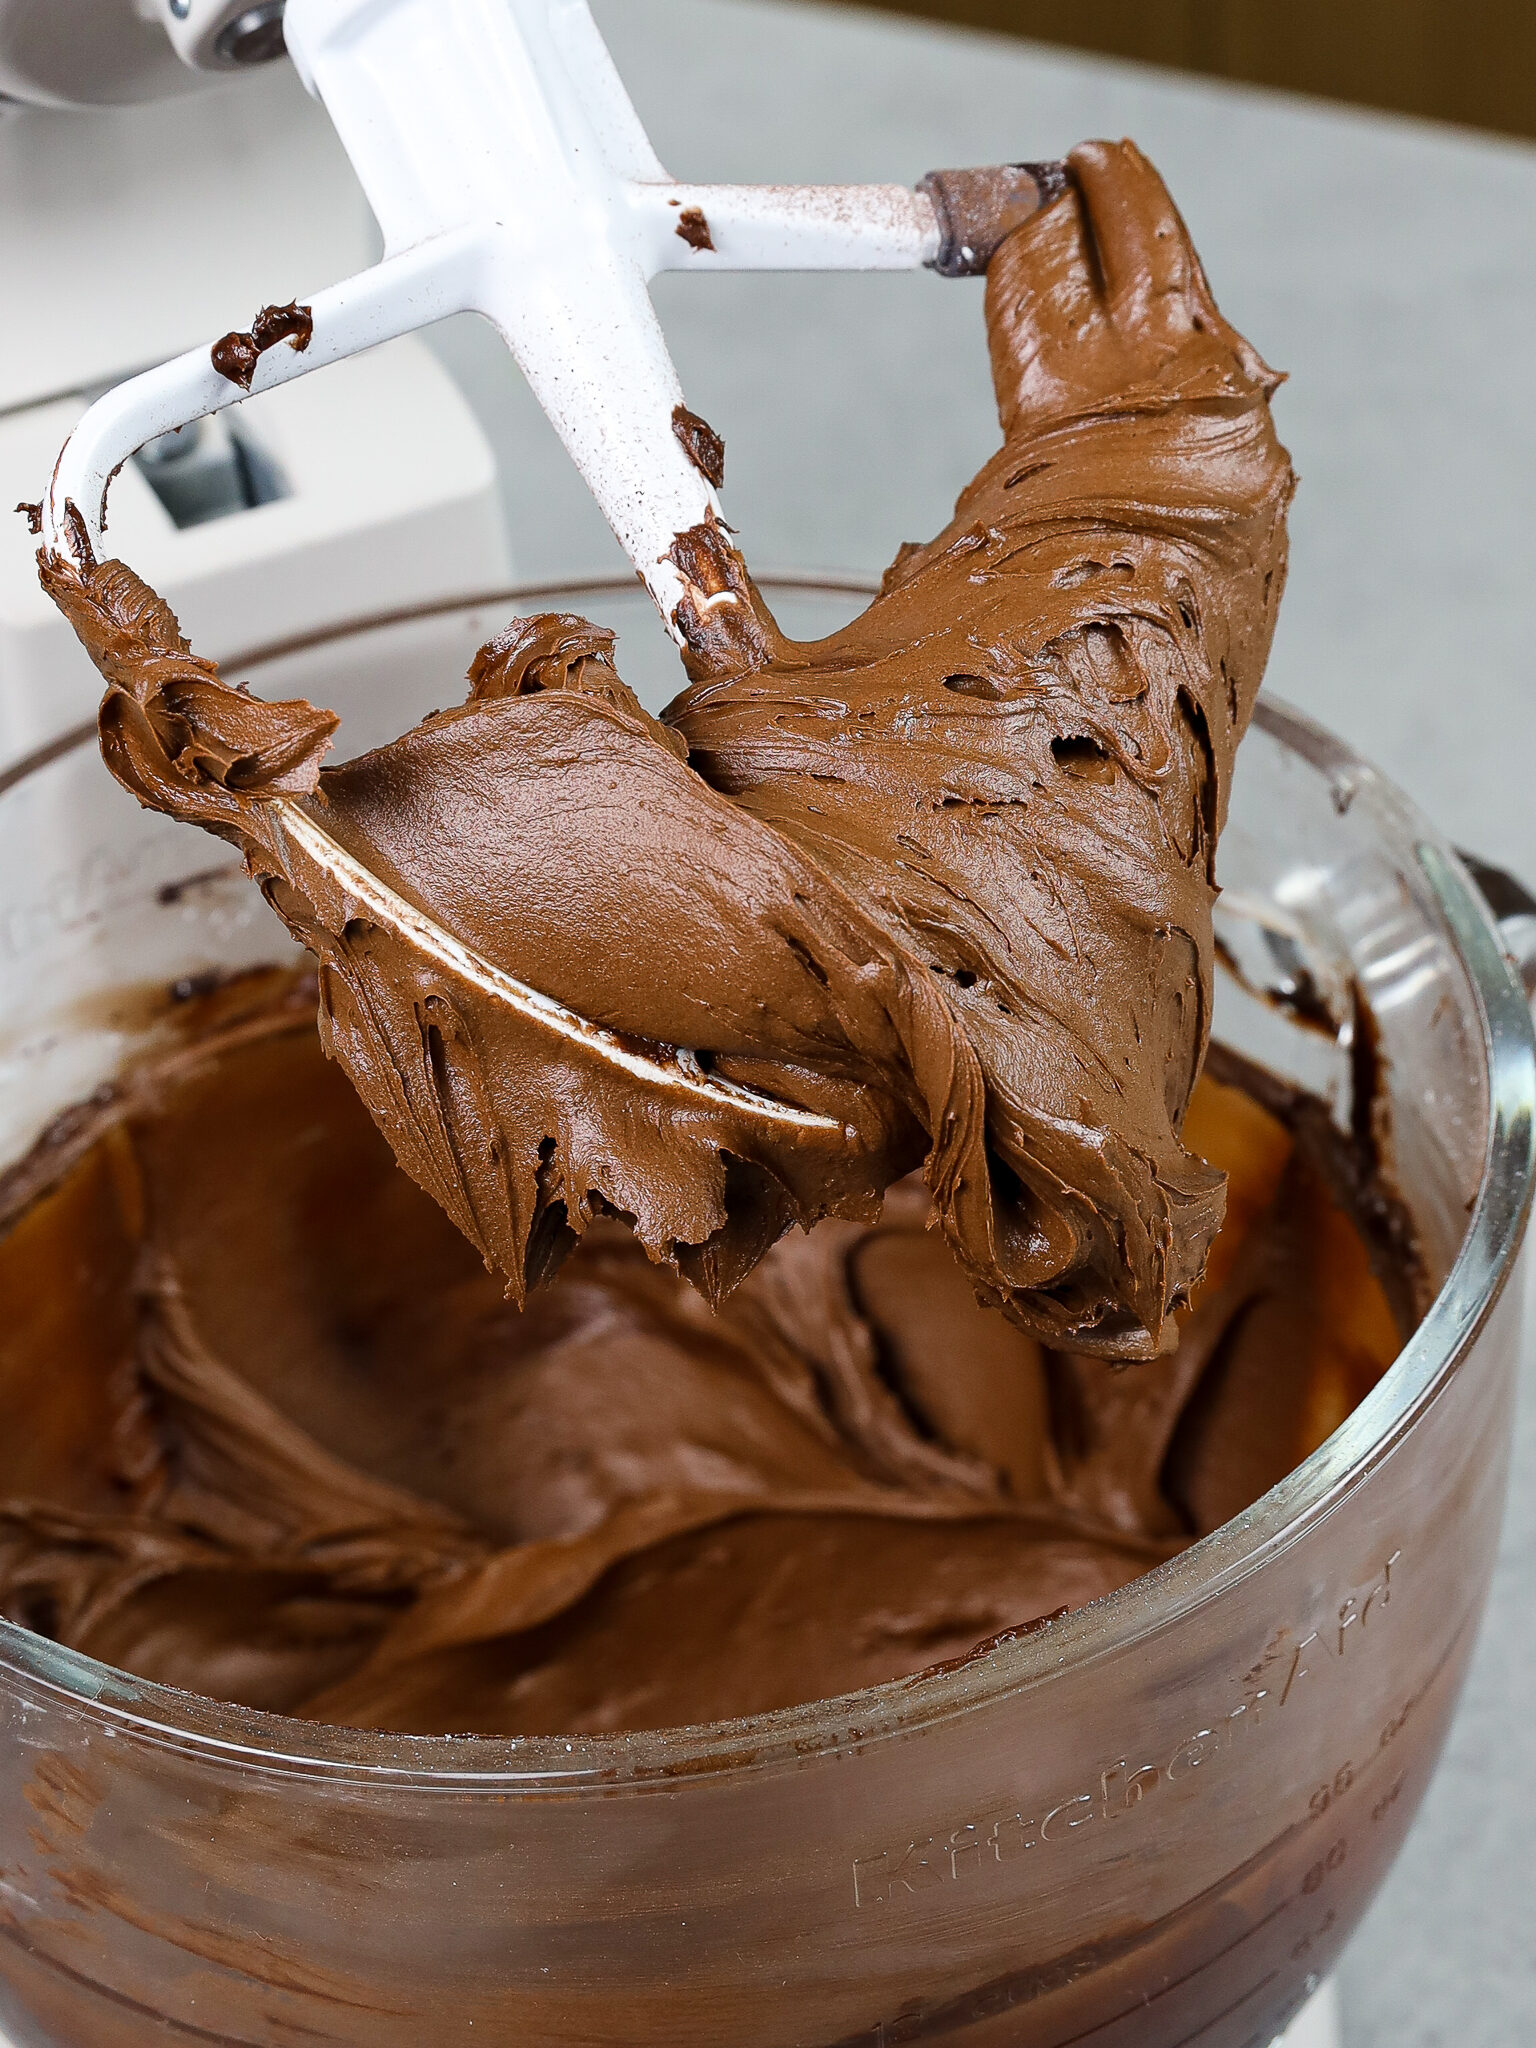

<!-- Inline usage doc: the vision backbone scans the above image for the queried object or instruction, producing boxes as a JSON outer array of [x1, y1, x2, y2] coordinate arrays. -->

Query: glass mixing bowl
[[0, 580, 1531, 2048]]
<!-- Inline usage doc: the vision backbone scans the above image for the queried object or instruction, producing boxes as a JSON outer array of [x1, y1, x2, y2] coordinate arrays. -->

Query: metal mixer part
[[214, 2, 287, 67], [34, 0, 1053, 643], [160, 0, 288, 72]]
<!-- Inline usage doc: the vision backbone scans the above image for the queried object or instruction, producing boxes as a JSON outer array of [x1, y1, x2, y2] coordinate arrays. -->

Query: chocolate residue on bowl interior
[[0, 969, 1418, 1736]]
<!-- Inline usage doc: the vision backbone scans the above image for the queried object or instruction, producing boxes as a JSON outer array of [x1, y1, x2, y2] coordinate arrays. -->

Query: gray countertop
[[434, 5, 1536, 2040]]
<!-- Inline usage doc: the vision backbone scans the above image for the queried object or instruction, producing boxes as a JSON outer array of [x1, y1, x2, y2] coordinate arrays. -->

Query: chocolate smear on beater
[[41, 141, 1294, 1361]]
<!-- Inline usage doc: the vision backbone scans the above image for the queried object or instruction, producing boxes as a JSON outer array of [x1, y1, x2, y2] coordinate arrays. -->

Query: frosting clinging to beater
[[40, 141, 1294, 1358]]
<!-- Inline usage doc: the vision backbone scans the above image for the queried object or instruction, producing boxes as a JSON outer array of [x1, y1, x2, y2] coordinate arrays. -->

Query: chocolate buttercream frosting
[[0, 971, 1409, 1734], [39, 141, 1294, 1360]]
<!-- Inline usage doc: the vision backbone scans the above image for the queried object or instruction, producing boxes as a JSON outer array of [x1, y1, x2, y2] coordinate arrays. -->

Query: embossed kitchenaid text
[[852, 1695, 1272, 1906], [1276, 1550, 1400, 1706], [852, 1552, 1402, 1907]]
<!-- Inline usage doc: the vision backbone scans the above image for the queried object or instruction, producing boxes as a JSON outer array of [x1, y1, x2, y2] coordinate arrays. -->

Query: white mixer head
[[34, 0, 1058, 639]]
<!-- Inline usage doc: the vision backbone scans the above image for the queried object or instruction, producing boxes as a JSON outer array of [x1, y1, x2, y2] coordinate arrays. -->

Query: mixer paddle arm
[[39, 0, 1059, 640]]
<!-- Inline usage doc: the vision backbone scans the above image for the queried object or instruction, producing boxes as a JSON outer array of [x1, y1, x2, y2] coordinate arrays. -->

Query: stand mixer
[[0, 4, 1495, 2044]]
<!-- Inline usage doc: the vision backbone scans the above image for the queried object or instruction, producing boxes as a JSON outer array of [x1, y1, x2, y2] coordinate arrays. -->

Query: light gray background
[[428, 6, 1536, 2042]]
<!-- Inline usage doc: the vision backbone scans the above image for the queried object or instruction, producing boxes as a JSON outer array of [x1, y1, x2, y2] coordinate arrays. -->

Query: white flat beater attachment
[[39, 0, 1057, 637]]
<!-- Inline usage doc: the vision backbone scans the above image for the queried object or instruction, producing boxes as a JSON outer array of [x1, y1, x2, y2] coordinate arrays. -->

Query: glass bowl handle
[[1460, 849, 1536, 1004]]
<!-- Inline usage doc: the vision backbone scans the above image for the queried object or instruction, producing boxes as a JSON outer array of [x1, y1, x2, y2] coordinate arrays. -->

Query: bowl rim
[[1, 578, 1531, 1791]]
